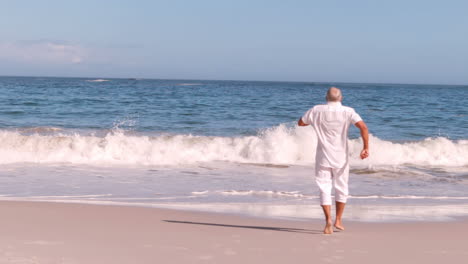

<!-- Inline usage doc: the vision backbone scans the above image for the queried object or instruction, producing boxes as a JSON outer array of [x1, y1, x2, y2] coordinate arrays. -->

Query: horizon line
[[0, 74, 466, 87]]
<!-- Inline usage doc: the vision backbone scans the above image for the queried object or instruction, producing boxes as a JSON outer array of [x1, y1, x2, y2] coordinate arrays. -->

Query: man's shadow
[[163, 220, 323, 234]]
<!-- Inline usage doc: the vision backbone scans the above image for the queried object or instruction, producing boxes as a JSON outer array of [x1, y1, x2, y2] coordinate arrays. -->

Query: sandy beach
[[0, 201, 466, 264], [1, 0, 467, 262]]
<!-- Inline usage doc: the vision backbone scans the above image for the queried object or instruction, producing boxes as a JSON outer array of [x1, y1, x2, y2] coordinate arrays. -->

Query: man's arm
[[354, 121, 369, 159], [298, 118, 309, 126]]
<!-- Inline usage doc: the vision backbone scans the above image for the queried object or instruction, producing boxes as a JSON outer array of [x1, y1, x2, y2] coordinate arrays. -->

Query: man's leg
[[321, 205, 333, 234], [334, 201, 346, 230], [316, 166, 333, 234], [333, 164, 349, 230]]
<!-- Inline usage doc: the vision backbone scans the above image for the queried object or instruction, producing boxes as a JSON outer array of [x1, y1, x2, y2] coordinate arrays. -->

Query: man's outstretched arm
[[298, 118, 309, 126], [355, 121, 369, 159]]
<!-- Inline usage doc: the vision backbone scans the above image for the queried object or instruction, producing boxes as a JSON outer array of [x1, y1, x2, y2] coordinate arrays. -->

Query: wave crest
[[0, 126, 466, 167]]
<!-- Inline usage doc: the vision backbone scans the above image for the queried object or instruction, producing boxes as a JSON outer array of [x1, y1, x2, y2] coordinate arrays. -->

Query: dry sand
[[0, 201, 466, 264]]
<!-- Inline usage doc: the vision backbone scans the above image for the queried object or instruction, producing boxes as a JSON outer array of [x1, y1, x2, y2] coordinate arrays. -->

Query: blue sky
[[0, 0, 467, 84]]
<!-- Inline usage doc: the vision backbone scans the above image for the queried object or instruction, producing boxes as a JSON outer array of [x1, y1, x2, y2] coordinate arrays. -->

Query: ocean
[[0, 76, 467, 221]]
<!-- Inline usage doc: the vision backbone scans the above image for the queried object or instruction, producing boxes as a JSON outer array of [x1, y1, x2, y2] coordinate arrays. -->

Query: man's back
[[298, 87, 369, 234], [301, 101, 362, 168]]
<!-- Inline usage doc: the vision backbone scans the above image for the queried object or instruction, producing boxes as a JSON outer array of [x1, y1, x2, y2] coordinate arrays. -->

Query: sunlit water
[[0, 76, 467, 221]]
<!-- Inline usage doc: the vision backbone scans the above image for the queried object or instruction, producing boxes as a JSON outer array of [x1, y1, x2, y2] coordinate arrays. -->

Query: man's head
[[326, 87, 343, 102]]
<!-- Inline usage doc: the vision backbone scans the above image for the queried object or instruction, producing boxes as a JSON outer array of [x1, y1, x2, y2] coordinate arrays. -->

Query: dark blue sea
[[0, 76, 467, 221]]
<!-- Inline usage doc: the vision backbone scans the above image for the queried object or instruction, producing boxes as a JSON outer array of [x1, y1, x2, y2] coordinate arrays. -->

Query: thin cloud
[[0, 40, 87, 64]]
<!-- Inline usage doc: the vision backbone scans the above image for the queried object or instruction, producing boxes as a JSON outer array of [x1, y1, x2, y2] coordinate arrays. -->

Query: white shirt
[[301, 101, 362, 168]]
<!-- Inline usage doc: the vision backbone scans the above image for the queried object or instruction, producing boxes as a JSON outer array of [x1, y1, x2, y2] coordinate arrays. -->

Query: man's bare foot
[[334, 221, 345, 231], [324, 221, 334, 234]]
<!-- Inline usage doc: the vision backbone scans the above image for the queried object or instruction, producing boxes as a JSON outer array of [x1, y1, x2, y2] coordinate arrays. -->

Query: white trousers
[[315, 164, 349, 205]]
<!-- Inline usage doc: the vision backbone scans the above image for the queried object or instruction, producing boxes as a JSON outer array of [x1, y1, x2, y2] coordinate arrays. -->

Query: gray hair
[[326, 87, 343, 102]]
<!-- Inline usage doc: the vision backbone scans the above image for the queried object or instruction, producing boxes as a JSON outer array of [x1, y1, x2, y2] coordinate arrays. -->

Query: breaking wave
[[86, 79, 109, 82], [0, 125, 467, 167]]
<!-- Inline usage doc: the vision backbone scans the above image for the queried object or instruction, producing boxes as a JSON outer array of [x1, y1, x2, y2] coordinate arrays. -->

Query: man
[[298, 87, 369, 234]]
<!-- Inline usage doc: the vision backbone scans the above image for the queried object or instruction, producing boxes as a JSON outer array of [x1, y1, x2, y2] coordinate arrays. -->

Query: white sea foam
[[0, 125, 466, 167], [176, 83, 202, 86], [194, 190, 468, 200], [220, 190, 311, 198], [86, 79, 109, 82], [191, 191, 209, 195]]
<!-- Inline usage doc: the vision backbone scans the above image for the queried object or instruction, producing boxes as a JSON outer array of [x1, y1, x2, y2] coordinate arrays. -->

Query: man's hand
[[298, 118, 309, 126], [360, 148, 369, 159]]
